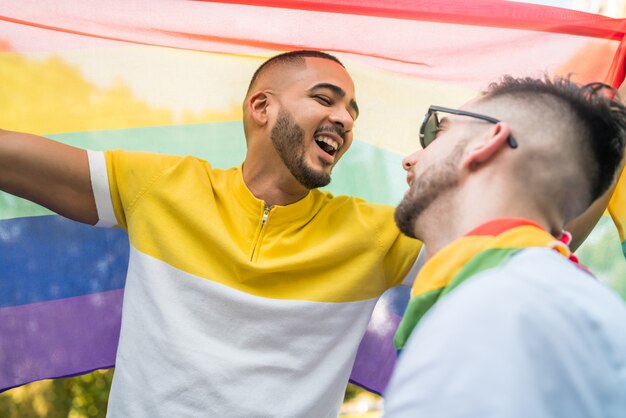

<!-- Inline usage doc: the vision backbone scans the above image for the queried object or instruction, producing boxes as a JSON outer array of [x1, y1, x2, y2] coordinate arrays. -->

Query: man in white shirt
[[385, 76, 626, 418]]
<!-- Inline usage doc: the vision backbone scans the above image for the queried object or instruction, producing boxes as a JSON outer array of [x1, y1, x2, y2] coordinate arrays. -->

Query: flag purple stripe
[[349, 285, 410, 395], [0, 289, 123, 392]]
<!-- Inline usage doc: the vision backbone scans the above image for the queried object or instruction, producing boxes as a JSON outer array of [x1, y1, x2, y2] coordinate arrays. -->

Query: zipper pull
[[261, 206, 270, 225]]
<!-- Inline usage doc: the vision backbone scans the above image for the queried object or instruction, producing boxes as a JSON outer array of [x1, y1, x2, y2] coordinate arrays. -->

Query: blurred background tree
[[0, 370, 113, 418]]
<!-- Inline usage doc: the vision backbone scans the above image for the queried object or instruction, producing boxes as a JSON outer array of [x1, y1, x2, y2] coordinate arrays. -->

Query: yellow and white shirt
[[88, 150, 421, 417]]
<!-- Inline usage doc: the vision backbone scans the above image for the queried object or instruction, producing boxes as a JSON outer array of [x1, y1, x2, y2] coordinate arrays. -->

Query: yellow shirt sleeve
[[383, 225, 423, 288], [104, 150, 186, 230]]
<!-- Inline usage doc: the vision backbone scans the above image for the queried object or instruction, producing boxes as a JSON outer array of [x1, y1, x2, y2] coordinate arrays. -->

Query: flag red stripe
[[201, 0, 626, 40]]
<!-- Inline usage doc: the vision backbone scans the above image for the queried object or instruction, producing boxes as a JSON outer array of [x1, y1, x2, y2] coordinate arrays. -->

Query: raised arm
[[0, 130, 98, 225], [566, 188, 613, 251], [566, 81, 626, 250]]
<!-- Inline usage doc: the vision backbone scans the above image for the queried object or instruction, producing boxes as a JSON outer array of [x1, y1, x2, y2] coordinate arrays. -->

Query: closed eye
[[314, 95, 332, 106]]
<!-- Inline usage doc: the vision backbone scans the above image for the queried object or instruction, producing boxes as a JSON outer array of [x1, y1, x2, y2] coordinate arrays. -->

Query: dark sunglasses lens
[[422, 112, 439, 148]]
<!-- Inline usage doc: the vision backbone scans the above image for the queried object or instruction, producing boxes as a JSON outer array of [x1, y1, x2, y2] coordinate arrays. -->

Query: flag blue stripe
[[0, 215, 128, 307]]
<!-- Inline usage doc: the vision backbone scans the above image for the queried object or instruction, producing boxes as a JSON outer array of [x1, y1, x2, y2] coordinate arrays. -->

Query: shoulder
[[313, 190, 395, 219], [429, 248, 621, 326], [413, 247, 626, 361], [386, 248, 626, 417], [103, 149, 211, 173], [312, 192, 402, 241]]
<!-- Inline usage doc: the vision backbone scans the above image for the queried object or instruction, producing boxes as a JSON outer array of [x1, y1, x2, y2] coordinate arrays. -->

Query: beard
[[394, 142, 465, 239], [270, 107, 332, 189]]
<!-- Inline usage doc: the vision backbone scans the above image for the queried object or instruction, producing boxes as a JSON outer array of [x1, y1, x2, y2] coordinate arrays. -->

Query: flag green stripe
[[441, 247, 521, 298], [0, 122, 406, 220], [394, 288, 443, 351], [394, 248, 518, 350]]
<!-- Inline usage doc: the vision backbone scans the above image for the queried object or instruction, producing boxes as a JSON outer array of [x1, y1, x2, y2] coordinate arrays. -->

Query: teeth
[[315, 135, 339, 150]]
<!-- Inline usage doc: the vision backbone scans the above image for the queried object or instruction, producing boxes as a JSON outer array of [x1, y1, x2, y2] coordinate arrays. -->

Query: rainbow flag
[[1, 0, 625, 395]]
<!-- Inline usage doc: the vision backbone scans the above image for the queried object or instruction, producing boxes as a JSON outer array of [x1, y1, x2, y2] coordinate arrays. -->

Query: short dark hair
[[247, 50, 344, 94], [486, 76, 626, 203]]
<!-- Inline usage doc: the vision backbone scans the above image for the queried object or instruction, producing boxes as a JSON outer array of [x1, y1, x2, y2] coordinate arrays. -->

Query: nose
[[329, 106, 354, 133], [402, 151, 420, 171]]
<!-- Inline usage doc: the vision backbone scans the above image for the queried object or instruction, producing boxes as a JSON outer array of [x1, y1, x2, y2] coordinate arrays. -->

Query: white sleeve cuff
[[87, 150, 117, 227]]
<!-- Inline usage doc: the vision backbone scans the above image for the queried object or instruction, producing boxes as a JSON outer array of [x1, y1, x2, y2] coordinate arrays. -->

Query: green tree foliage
[[344, 383, 364, 401], [0, 370, 113, 418], [576, 217, 626, 300]]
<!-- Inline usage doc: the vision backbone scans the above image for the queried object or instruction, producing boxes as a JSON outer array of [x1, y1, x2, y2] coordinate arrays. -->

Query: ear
[[246, 91, 272, 127], [461, 122, 511, 171]]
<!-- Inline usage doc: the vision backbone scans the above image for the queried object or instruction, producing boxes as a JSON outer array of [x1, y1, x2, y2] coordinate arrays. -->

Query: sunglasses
[[420, 105, 518, 150]]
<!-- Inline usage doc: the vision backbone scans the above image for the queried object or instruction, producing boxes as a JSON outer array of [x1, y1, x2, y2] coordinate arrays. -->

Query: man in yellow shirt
[[0, 50, 421, 417]]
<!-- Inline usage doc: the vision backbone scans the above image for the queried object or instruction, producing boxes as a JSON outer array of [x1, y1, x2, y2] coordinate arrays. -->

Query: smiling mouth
[[315, 135, 340, 156]]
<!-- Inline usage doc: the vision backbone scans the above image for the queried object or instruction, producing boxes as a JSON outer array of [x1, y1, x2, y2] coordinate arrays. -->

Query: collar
[[464, 218, 545, 236], [394, 218, 584, 351], [232, 165, 327, 225], [410, 218, 556, 298]]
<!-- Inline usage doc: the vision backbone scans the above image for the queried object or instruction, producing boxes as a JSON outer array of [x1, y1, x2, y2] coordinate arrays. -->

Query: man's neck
[[242, 160, 310, 207], [419, 196, 561, 261]]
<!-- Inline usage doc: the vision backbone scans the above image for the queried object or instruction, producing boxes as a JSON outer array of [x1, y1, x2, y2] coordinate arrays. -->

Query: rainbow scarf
[[394, 218, 586, 350]]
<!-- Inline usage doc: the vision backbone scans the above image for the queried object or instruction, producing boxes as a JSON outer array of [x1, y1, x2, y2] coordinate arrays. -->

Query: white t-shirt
[[384, 248, 626, 418]]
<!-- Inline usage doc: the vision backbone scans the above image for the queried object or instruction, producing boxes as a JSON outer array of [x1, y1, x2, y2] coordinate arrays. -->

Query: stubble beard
[[394, 144, 464, 239], [270, 107, 332, 189]]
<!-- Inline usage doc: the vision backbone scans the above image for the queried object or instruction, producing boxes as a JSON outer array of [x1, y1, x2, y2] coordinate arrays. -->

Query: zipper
[[261, 205, 270, 225], [251, 205, 271, 261]]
